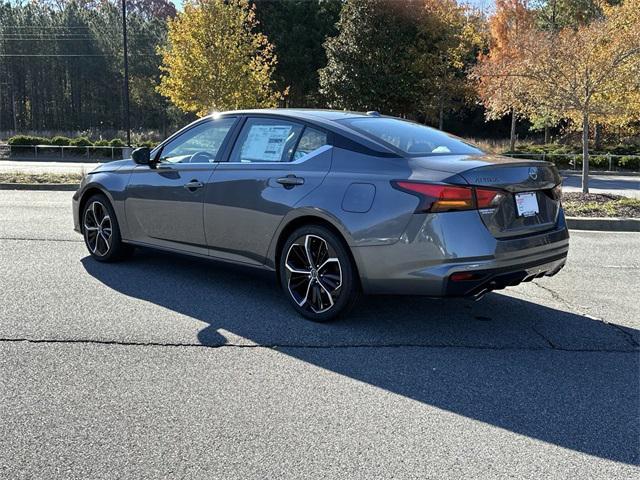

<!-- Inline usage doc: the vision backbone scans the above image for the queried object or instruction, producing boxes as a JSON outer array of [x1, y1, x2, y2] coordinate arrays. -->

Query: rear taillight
[[392, 181, 502, 213], [475, 188, 502, 209], [392, 181, 474, 212]]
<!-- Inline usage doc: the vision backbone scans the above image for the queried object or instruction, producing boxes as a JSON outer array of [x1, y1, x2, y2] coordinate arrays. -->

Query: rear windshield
[[339, 117, 483, 156]]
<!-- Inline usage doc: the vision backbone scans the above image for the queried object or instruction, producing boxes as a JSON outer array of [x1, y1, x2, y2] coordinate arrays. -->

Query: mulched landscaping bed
[[562, 192, 640, 218]]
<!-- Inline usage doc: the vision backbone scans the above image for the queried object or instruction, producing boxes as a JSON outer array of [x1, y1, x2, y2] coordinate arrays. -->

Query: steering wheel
[[189, 151, 215, 164]]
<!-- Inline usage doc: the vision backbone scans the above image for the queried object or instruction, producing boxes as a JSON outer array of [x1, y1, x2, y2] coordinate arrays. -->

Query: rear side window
[[339, 117, 483, 156], [292, 127, 328, 161], [230, 118, 303, 163]]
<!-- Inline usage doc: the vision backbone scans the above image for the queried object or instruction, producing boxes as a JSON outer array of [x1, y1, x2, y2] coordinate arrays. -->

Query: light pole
[[122, 0, 131, 146]]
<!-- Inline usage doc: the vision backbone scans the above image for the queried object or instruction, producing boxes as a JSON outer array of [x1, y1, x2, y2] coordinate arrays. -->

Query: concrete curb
[[566, 216, 640, 232], [0, 183, 78, 191]]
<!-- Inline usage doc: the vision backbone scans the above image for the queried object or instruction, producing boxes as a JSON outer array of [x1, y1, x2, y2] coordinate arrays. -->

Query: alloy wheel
[[83, 201, 112, 257], [284, 234, 343, 314]]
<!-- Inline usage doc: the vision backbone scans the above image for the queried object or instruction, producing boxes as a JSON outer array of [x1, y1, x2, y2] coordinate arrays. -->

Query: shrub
[[517, 146, 546, 157], [617, 155, 640, 171], [514, 143, 535, 152], [546, 152, 574, 168], [547, 145, 573, 155], [543, 143, 559, 151], [7, 135, 33, 146], [7, 135, 50, 146], [137, 140, 156, 149], [69, 136, 92, 147], [604, 144, 639, 156], [589, 155, 610, 168], [89, 139, 112, 157], [109, 138, 126, 147], [50, 136, 71, 146]]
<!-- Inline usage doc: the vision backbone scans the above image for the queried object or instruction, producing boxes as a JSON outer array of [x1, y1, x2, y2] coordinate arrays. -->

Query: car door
[[125, 117, 237, 255], [203, 116, 332, 266]]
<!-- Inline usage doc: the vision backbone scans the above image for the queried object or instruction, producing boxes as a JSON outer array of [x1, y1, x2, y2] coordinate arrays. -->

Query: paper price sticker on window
[[241, 125, 293, 162], [515, 192, 539, 217]]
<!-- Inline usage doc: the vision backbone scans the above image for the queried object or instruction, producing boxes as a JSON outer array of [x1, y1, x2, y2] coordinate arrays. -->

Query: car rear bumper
[[442, 251, 566, 299], [352, 209, 569, 296]]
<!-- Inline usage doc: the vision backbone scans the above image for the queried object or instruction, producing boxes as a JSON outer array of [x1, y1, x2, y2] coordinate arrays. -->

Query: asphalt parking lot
[[1, 190, 638, 479]]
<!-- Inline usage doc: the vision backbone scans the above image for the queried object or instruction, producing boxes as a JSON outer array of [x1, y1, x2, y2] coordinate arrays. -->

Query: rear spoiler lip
[[457, 164, 561, 193]]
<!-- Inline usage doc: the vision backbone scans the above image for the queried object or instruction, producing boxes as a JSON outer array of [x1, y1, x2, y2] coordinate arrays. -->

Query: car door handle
[[184, 180, 204, 191], [276, 175, 304, 188]]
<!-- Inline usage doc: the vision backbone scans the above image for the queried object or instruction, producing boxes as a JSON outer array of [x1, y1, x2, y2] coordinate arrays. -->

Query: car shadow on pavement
[[82, 249, 639, 466]]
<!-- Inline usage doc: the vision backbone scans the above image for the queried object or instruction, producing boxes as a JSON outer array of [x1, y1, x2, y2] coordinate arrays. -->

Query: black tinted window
[[340, 117, 483, 156]]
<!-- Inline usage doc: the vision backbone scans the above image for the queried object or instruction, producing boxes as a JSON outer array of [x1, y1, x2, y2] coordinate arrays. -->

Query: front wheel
[[279, 225, 360, 322], [82, 194, 134, 262]]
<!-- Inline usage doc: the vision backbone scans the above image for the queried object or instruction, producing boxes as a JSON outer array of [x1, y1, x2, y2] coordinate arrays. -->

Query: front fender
[[73, 170, 132, 238]]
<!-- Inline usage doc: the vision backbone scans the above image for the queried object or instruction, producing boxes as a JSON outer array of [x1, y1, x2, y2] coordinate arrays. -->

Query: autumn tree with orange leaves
[[473, 0, 640, 192], [472, 0, 535, 151]]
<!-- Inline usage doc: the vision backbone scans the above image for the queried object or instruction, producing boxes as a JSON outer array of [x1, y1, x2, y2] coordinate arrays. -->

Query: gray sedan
[[72, 109, 568, 321]]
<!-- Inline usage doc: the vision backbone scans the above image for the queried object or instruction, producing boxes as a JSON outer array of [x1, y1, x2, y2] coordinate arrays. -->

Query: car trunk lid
[[459, 162, 562, 238], [409, 155, 563, 238]]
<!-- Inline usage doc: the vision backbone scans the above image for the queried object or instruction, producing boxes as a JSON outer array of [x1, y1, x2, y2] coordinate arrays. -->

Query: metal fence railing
[[1, 144, 638, 171], [501, 152, 640, 172], [0, 144, 133, 162]]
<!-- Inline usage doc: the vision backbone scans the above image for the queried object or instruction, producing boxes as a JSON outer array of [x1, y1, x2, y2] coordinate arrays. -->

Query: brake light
[[392, 181, 503, 213], [475, 188, 501, 208], [393, 181, 474, 212]]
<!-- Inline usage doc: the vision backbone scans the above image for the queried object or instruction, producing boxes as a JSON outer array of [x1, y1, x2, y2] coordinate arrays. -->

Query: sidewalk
[[0, 160, 100, 175], [561, 173, 640, 198]]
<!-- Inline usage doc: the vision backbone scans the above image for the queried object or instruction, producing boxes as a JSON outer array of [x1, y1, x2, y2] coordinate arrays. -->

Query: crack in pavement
[[530, 325, 557, 349], [0, 236, 82, 243], [0, 337, 636, 353], [531, 281, 640, 348]]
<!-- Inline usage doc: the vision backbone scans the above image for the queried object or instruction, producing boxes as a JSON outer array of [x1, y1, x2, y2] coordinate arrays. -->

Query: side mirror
[[132, 147, 151, 165]]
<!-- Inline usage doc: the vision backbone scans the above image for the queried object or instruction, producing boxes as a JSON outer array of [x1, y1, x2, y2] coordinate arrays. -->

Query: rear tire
[[279, 225, 360, 322], [82, 194, 134, 262]]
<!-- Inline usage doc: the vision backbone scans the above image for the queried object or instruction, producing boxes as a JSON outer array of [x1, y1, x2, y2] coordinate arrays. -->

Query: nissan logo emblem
[[528, 167, 538, 181]]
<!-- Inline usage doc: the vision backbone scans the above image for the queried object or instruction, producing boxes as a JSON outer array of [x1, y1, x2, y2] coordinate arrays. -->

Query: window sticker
[[241, 125, 293, 162]]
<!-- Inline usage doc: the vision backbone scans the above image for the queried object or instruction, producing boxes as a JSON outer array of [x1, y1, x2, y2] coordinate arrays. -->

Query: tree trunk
[[438, 99, 444, 130], [544, 123, 550, 144], [582, 113, 589, 194], [509, 109, 517, 152], [11, 88, 17, 131], [594, 123, 602, 151]]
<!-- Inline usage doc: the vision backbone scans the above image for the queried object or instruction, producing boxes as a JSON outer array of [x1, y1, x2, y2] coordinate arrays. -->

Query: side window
[[160, 117, 236, 164], [230, 118, 303, 163], [292, 128, 328, 161]]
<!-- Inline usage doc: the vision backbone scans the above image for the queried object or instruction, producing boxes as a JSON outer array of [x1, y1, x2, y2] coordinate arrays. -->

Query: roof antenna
[[366, 111, 381, 117]]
